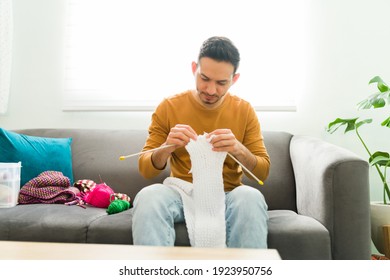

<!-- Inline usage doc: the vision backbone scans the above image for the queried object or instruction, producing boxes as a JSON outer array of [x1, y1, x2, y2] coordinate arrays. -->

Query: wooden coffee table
[[0, 241, 281, 260]]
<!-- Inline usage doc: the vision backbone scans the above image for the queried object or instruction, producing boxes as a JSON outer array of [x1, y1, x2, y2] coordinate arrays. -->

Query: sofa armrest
[[290, 135, 371, 259]]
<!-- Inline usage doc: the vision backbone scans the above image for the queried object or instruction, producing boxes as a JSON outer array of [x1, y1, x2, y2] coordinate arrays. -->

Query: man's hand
[[151, 124, 197, 169], [207, 128, 240, 155], [207, 128, 257, 171], [165, 124, 198, 150]]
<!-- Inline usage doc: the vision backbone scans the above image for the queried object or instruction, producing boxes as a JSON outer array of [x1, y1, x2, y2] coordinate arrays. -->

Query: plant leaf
[[358, 92, 386, 109], [327, 118, 359, 134], [358, 76, 390, 110], [369, 76, 389, 92], [369, 76, 384, 85], [381, 116, 390, 128], [369, 151, 390, 166], [369, 94, 386, 108], [357, 98, 373, 110], [356, 118, 372, 128]]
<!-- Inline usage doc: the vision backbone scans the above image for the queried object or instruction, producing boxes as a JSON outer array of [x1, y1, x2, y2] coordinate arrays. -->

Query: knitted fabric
[[18, 171, 81, 205], [111, 192, 131, 203], [73, 179, 96, 193], [164, 134, 227, 247]]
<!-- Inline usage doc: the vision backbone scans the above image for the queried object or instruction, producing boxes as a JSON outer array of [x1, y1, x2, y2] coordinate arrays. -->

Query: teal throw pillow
[[0, 128, 74, 186]]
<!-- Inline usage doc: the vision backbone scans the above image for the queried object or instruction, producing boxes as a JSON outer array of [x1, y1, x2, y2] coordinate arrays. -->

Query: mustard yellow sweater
[[138, 90, 270, 191]]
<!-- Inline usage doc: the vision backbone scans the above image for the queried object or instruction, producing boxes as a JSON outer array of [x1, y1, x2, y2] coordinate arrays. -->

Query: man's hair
[[198, 36, 240, 74]]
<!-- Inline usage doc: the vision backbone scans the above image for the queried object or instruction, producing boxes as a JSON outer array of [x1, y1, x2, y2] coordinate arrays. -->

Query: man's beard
[[198, 91, 227, 105]]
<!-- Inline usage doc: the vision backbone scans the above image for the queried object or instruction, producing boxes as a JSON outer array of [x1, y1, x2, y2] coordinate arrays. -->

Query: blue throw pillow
[[0, 128, 74, 186]]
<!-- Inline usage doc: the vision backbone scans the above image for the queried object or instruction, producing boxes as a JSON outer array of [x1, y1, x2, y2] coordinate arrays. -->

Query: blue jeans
[[132, 183, 269, 248]]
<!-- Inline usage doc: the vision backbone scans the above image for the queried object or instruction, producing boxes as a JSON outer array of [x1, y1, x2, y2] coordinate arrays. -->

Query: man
[[132, 36, 270, 248]]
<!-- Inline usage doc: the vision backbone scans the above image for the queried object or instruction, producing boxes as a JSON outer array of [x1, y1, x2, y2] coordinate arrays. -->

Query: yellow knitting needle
[[119, 144, 175, 160], [227, 153, 264, 186], [119, 144, 263, 185]]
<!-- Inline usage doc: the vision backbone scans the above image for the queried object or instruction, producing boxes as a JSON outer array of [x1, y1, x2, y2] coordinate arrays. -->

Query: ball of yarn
[[83, 183, 114, 208], [106, 199, 130, 215]]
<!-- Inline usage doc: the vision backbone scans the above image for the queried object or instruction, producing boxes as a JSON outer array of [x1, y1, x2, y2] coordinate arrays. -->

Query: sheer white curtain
[[64, 0, 307, 111], [0, 0, 13, 114]]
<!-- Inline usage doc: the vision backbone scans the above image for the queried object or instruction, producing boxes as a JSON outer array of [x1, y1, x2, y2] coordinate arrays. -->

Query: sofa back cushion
[[1, 128, 74, 186], [245, 131, 296, 211], [14, 129, 296, 211]]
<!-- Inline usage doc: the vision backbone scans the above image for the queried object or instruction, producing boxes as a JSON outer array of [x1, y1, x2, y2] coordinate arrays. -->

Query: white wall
[[1, 0, 390, 203]]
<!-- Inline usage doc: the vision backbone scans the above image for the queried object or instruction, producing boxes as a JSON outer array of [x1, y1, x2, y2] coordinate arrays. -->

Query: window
[[0, 0, 13, 114], [63, 0, 307, 111]]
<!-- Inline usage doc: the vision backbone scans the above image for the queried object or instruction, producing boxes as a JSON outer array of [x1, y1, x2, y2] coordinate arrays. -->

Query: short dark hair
[[198, 36, 240, 74]]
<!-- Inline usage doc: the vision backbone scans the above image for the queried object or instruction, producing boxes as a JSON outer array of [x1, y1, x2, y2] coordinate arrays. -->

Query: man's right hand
[[165, 124, 198, 151], [151, 124, 197, 169]]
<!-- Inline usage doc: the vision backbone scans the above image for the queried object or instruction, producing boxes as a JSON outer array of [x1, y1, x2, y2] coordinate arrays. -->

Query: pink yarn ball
[[83, 183, 114, 208]]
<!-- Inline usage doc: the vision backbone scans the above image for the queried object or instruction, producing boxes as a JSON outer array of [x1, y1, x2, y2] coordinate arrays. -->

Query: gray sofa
[[0, 129, 371, 260]]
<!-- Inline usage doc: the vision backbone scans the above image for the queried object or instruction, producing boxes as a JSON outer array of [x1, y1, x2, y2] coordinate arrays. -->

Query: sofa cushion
[[0, 128, 73, 186], [87, 208, 133, 244], [0, 204, 106, 242], [267, 210, 331, 260]]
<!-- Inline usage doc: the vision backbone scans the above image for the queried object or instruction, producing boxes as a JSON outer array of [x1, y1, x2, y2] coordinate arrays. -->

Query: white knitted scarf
[[163, 134, 227, 247]]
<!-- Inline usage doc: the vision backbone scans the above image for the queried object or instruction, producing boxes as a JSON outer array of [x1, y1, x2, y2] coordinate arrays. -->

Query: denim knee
[[226, 185, 268, 214], [133, 184, 183, 219], [133, 184, 168, 208], [225, 186, 269, 248], [132, 184, 184, 246]]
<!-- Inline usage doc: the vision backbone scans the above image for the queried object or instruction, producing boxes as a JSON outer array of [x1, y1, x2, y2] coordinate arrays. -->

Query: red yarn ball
[[83, 183, 114, 208]]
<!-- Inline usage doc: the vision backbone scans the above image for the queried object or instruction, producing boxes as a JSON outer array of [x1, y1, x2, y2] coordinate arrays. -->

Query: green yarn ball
[[106, 199, 130, 215]]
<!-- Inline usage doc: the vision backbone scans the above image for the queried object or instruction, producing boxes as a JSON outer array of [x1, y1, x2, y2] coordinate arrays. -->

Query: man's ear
[[232, 73, 240, 84], [191, 61, 198, 75]]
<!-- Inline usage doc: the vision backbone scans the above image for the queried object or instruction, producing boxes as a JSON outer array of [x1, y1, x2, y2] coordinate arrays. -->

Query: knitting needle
[[119, 144, 264, 185], [206, 133, 264, 185], [119, 144, 175, 160], [227, 153, 264, 186]]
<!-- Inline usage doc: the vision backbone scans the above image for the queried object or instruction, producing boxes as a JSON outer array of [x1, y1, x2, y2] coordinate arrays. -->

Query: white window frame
[[0, 0, 13, 114], [63, 0, 306, 112]]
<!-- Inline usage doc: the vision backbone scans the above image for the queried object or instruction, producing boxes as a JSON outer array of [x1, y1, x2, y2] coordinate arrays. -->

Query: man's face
[[192, 57, 239, 109]]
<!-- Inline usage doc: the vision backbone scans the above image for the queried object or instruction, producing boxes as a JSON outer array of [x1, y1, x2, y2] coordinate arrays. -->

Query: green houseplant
[[327, 76, 390, 205], [327, 76, 390, 255]]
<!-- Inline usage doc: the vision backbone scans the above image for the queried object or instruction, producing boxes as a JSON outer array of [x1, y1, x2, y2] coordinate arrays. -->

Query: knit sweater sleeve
[[138, 100, 170, 179], [242, 105, 270, 183]]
